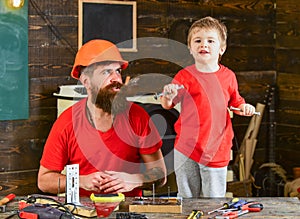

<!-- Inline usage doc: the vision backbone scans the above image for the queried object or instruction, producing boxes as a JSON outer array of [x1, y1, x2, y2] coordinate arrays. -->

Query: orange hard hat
[[71, 39, 128, 79]]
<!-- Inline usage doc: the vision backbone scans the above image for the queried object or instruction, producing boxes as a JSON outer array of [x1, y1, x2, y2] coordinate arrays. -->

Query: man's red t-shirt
[[40, 98, 162, 197]]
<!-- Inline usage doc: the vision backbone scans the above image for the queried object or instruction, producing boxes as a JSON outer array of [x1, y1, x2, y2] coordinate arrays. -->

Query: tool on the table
[[154, 85, 184, 100], [90, 193, 125, 218], [18, 203, 75, 219], [116, 212, 148, 219], [0, 193, 16, 213], [187, 209, 204, 219], [236, 202, 263, 212], [19, 194, 96, 218], [208, 198, 241, 214], [65, 164, 80, 205], [219, 201, 263, 213], [229, 106, 261, 116], [215, 209, 249, 219]]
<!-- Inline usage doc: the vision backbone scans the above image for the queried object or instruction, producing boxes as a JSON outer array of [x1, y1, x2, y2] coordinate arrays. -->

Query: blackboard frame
[[78, 0, 137, 52]]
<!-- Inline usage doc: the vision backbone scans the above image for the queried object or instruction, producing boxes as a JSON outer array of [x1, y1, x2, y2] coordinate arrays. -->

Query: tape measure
[[90, 193, 125, 203]]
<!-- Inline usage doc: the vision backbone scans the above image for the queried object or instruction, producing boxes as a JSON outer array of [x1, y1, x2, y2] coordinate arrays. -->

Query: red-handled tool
[[19, 211, 38, 219], [0, 193, 16, 205], [0, 193, 16, 213], [219, 201, 264, 213], [239, 202, 263, 212], [215, 210, 249, 219]]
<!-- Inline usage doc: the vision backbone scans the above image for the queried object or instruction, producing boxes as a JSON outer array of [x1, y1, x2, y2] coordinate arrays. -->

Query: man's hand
[[79, 171, 111, 193], [99, 167, 166, 193], [99, 171, 143, 193]]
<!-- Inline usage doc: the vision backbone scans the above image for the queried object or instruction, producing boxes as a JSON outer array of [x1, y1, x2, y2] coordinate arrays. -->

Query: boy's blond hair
[[187, 16, 227, 49]]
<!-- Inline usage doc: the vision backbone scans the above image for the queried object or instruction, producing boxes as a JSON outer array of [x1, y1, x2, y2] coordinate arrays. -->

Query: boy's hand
[[162, 84, 181, 100], [241, 103, 256, 116]]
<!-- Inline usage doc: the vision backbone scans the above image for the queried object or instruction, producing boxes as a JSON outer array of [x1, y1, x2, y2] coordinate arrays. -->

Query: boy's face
[[189, 28, 226, 67]]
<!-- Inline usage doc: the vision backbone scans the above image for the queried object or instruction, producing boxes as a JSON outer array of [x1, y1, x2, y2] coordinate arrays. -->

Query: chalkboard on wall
[[78, 0, 137, 52], [0, 1, 28, 120]]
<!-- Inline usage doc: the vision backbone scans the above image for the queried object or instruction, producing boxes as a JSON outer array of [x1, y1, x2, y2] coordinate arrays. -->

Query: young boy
[[160, 16, 256, 198]]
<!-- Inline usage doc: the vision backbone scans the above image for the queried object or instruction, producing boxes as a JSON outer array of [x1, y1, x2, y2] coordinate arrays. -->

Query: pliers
[[215, 209, 249, 219]]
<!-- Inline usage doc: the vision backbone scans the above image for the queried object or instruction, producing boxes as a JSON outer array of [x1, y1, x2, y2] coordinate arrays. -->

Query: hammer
[[0, 193, 16, 213]]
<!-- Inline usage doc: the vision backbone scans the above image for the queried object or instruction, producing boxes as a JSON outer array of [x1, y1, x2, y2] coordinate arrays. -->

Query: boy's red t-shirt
[[172, 64, 245, 167]]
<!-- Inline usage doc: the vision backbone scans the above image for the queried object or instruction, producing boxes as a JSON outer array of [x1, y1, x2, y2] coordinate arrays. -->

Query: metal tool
[[208, 198, 241, 214], [229, 106, 261, 116], [65, 164, 80, 205], [215, 209, 249, 219], [220, 202, 263, 213], [153, 85, 184, 100]]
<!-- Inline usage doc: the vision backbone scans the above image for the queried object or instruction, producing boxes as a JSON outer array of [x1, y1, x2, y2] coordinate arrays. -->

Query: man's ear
[[79, 74, 91, 89]]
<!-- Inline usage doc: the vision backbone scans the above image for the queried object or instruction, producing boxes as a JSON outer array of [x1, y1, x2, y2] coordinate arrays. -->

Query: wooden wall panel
[[275, 0, 300, 176], [223, 47, 275, 71], [276, 0, 300, 49], [0, 170, 39, 196], [276, 50, 300, 73]]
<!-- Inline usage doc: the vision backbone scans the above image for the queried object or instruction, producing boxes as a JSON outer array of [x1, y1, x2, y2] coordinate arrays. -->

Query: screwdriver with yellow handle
[[187, 209, 204, 219], [208, 198, 241, 215]]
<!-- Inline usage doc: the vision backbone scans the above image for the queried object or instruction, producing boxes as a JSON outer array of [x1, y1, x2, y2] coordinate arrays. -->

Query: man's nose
[[109, 70, 122, 82]]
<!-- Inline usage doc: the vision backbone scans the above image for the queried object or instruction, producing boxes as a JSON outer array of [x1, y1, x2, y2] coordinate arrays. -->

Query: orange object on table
[[0, 193, 16, 206]]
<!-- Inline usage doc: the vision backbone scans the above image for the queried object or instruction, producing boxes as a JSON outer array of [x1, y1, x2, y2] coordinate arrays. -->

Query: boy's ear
[[220, 46, 226, 56]]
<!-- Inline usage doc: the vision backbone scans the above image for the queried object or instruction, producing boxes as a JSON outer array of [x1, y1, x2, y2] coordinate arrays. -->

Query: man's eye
[[194, 39, 201, 43], [116, 68, 122, 74], [208, 40, 214, 43], [101, 68, 122, 75], [102, 70, 111, 75]]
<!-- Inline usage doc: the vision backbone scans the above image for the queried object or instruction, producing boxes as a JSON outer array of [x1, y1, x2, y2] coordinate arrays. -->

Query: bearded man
[[38, 40, 166, 197]]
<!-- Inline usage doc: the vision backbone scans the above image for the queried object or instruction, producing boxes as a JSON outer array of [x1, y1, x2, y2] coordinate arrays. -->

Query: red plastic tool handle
[[19, 211, 38, 219], [241, 202, 263, 212]]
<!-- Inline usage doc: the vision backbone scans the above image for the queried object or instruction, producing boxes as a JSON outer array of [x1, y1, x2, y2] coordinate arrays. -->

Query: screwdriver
[[229, 199, 247, 209], [223, 201, 263, 212], [208, 198, 240, 214], [229, 106, 261, 116], [187, 209, 204, 219]]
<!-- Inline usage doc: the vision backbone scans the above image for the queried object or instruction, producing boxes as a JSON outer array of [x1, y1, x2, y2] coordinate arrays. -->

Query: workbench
[[0, 196, 299, 218]]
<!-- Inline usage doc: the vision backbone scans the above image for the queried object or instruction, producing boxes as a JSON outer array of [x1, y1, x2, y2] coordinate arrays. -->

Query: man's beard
[[92, 81, 128, 115]]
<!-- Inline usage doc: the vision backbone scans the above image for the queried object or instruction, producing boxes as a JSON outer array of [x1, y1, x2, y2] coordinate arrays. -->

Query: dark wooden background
[[0, 0, 299, 196]]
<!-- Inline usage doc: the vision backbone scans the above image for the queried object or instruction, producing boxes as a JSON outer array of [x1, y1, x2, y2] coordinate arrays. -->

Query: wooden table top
[[1, 196, 299, 218]]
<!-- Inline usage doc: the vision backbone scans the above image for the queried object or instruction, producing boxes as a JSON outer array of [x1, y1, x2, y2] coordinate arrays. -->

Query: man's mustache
[[105, 81, 123, 90]]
